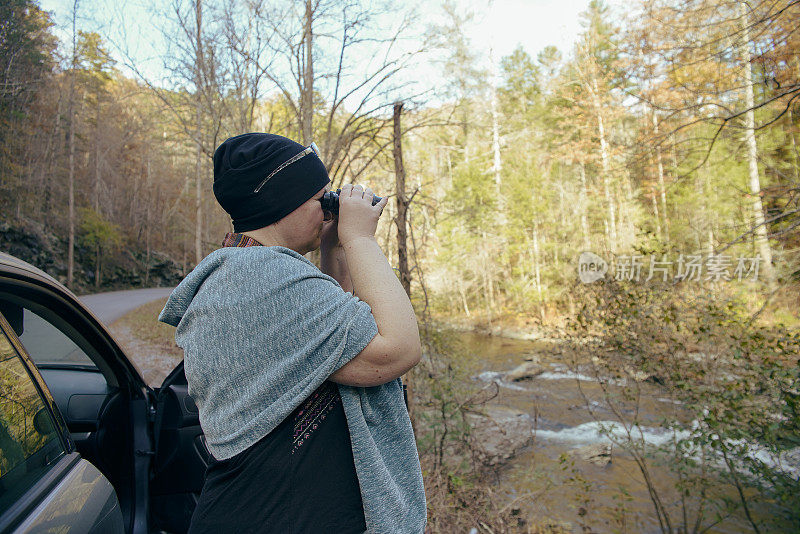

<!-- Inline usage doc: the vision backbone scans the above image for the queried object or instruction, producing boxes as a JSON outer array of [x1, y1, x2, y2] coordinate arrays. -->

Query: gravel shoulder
[[107, 297, 183, 387]]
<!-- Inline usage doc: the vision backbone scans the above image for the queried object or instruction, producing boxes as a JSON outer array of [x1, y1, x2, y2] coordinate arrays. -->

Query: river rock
[[571, 443, 612, 466], [628, 368, 654, 382], [505, 361, 546, 381], [466, 406, 533, 466]]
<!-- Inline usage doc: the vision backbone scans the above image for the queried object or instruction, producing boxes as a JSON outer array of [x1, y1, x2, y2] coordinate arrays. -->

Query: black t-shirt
[[188, 381, 366, 534]]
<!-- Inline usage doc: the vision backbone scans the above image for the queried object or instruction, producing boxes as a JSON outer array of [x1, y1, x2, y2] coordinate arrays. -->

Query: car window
[[0, 298, 95, 367], [18, 309, 95, 366], [0, 329, 66, 515]]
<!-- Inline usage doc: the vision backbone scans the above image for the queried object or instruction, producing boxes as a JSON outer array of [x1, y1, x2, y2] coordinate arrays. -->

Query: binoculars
[[320, 188, 383, 215]]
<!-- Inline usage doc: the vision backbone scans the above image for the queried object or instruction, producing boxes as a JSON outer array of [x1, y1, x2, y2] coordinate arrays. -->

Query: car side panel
[[37, 368, 113, 432], [150, 364, 209, 533]]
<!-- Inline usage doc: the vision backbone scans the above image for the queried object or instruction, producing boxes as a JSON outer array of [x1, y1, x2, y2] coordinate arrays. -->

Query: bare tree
[[219, 0, 278, 132], [250, 0, 423, 185], [111, 0, 231, 264], [393, 102, 412, 297], [573, 40, 619, 253], [392, 101, 415, 425]]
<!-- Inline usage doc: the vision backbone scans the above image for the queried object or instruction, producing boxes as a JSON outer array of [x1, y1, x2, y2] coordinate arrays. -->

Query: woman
[[159, 133, 426, 534]]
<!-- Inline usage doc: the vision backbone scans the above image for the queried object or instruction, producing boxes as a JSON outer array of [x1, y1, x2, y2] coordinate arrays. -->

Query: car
[[0, 252, 207, 533]]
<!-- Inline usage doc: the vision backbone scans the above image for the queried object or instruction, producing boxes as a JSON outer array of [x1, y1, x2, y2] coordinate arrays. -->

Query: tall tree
[[75, 32, 114, 212], [428, 0, 486, 163], [561, 0, 628, 253], [66, 0, 79, 288], [0, 0, 55, 219], [194, 0, 204, 265], [738, 1, 776, 287], [625, 0, 798, 284], [392, 101, 416, 425]]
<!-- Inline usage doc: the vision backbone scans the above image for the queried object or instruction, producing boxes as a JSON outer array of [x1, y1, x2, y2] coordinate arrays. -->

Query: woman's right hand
[[337, 184, 389, 246], [329, 183, 421, 387]]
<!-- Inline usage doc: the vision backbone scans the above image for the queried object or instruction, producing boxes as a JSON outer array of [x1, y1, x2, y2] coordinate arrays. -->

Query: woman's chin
[[308, 237, 322, 253]]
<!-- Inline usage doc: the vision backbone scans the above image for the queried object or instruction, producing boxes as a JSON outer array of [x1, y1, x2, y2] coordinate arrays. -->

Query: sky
[[465, 0, 605, 60], [37, 0, 625, 97]]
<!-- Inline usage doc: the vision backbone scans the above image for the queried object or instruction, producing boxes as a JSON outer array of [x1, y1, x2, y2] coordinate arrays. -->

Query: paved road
[[79, 287, 174, 325]]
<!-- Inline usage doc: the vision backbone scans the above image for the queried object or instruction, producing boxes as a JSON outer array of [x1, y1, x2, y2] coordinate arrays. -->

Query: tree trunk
[[579, 163, 590, 250], [95, 244, 101, 290], [68, 113, 76, 288], [145, 155, 152, 286], [620, 178, 635, 248], [195, 143, 203, 264], [393, 103, 412, 297], [651, 186, 662, 239], [557, 172, 566, 228], [532, 223, 542, 300], [445, 148, 453, 189], [703, 165, 714, 254], [94, 104, 101, 211], [739, 2, 776, 287], [461, 92, 470, 165], [490, 63, 504, 223], [532, 222, 544, 322], [41, 98, 61, 224], [592, 78, 617, 252], [67, 1, 79, 289], [791, 55, 800, 181], [392, 102, 415, 428], [457, 278, 470, 317], [480, 231, 495, 322], [652, 111, 670, 238], [301, 0, 314, 144], [194, 0, 204, 265]]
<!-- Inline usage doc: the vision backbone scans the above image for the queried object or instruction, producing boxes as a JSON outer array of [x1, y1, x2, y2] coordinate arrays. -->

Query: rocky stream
[[450, 330, 800, 533]]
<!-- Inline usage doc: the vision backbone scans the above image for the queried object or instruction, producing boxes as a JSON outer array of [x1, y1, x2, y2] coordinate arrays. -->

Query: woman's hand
[[320, 215, 353, 293], [337, 184, 389, 246], [329, 183, 421, 386]]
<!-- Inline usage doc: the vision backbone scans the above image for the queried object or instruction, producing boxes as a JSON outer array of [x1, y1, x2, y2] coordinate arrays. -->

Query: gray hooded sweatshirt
[[158, 245, 426, 534]]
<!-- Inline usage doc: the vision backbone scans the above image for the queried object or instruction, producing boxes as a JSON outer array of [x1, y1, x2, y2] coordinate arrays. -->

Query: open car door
[[150, 360, 209, 533], [0, 253, 209, 534], [0, 256, 154, 534]]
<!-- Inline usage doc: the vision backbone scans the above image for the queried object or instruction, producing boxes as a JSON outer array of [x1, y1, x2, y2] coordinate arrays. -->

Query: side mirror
[[33, 408, 54, 435]]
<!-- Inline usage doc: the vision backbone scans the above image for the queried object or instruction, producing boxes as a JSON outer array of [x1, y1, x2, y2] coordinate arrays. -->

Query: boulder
[[505, 361, 546, 381], [629, 368, 654, 382], [466, 406, 533, 466], [571, 443, 612, 466]]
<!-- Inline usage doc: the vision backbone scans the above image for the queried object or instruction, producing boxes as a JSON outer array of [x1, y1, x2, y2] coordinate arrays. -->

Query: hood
[[158, 249, 230, 327]]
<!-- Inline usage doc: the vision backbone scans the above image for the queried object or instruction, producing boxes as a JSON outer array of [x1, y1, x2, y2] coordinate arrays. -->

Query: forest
[[1, 0, 799, 531]]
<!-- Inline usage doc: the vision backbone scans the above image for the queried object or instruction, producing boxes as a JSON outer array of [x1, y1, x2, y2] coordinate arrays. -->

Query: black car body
[[0, 252, 207, 533]]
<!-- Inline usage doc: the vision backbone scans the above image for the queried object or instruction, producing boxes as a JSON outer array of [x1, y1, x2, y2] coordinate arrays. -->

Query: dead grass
[[111, 297, 181, 352]]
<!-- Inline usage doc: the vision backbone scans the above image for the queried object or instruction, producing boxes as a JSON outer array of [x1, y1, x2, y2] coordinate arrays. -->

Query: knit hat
[[212, 133, 330, 232]]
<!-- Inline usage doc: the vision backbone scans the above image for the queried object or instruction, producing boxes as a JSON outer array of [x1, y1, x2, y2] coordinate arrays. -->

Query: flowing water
[[447, 330, 797, 533]]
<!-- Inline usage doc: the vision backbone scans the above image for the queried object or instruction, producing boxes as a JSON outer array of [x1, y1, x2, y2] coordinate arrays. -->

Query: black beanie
[[212, 133, 330, 233]]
